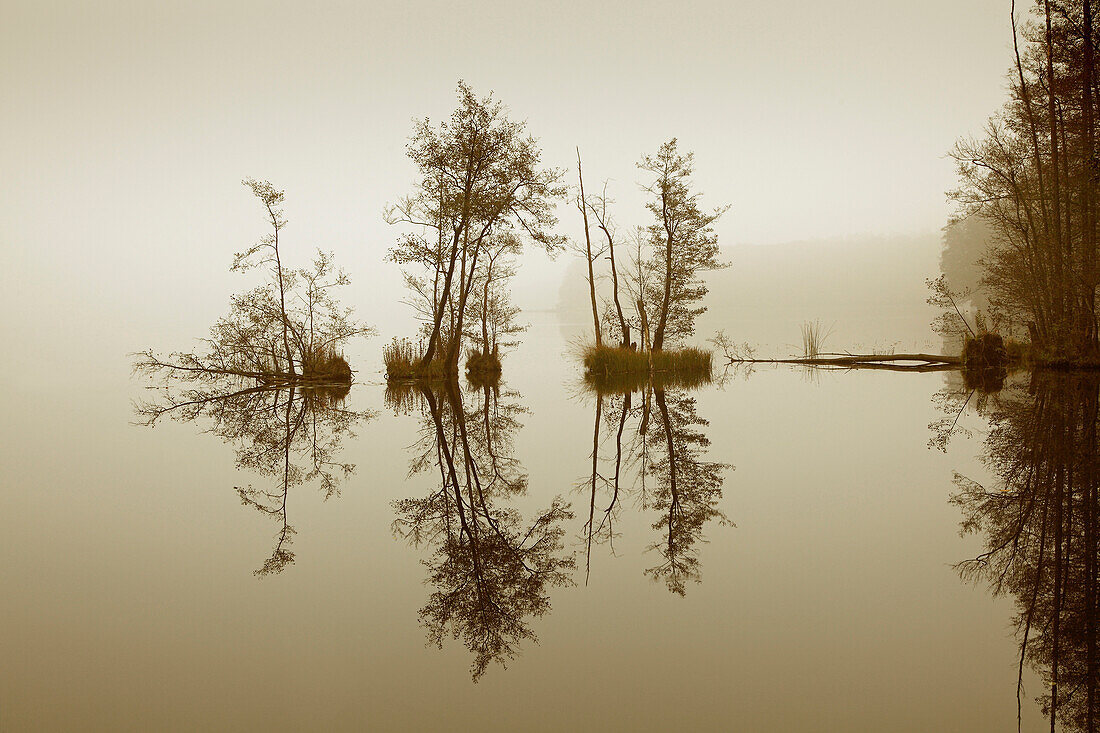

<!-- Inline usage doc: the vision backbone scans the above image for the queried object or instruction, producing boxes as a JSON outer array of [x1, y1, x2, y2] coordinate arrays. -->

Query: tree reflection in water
[[580, 375, 732, 596], [389, 378, 574, 681], [135, 378, 371, 576], [954, 372, 1100, 731]]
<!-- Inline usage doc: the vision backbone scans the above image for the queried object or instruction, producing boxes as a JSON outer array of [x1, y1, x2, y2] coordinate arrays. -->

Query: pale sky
[[1, 0, 1014, 362]]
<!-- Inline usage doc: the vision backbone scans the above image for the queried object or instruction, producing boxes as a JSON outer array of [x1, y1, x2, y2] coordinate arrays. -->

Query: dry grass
[[465, 347, 502, 377], [801, 320, 833, 358], [582, 344, 712, 392], [300, 345, 352, 383], [383, 337, 448, 380]]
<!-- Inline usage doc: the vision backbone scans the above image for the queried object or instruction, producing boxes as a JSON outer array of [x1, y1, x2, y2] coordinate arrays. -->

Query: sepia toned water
[[1, 312, 1059, 731]]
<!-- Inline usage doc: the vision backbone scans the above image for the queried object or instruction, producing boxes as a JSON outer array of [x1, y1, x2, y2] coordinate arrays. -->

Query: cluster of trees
[[575, 141, 727, 352], [954, 372, 1100, 731], [386, 82, 727, 379], [386, 368, 731, 680], [385, 83, 566, 377], [950, 0, 1098, 358]]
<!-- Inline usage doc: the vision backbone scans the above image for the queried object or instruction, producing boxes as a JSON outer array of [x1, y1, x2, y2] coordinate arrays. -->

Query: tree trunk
[[1085, 0, 1098, 354], [448, 228, 482, 373], [577, 148, 602, 347], [604, 224, 629, 346], [269, 215, 295, 377], [653, 192, 674, 351], [1044, 0, 1066, 345], [420, 158, 478, 372]]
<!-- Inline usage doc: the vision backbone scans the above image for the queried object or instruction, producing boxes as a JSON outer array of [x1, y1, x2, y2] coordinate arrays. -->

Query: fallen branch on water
[[722, 352, 961, 370]]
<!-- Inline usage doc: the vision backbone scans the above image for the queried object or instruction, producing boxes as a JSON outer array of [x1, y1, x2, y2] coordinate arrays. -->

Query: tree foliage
[[949, 0, 1098, 358], [386, 81, 566, 375], [638, 139, 728, 350]]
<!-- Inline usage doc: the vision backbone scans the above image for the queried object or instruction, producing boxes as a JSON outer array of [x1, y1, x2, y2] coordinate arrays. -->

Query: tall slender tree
[[574, 147, 604, 347], [638, 139, 728, 351]]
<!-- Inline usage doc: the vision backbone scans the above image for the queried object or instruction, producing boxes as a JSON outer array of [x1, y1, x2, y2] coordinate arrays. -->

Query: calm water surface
[[2, 313, 1057, 731]]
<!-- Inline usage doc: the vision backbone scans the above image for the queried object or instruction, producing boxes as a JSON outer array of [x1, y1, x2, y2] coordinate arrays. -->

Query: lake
[[1, 308, 1072, 731]]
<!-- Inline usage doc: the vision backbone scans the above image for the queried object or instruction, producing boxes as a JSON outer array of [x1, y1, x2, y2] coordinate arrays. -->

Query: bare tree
[[575, 147, 604, 347], [235, 178, 295, 375], [587, 181, 630, 347]]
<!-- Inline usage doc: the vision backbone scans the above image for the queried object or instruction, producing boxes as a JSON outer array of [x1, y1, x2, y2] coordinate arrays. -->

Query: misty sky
[[1, 0, 1015, 362]]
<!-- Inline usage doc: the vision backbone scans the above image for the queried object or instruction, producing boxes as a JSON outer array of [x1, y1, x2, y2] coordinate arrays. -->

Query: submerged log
[[726, 353, 960, 370], [779, 353, 960, 366]]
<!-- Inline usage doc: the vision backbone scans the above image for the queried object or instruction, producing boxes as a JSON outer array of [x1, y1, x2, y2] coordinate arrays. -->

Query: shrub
[[963, 333, 1008, 371], [1004, 338, 1033, 366]]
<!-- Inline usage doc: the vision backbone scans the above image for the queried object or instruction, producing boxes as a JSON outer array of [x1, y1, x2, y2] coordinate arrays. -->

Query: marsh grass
[[383, 337, 449, 380], [582, 344, 712, 392], [300, 345, 352, 383], [801, 320, 834, 358], [583, 344, 712, 375], [465, 347, 502, 378]]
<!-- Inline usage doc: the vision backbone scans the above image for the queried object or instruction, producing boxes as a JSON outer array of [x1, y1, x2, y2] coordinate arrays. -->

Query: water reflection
[[954, 372, 1100, 731], [135, 379, 370, 575], [929, 367, 1009, 452], [389, 379, 575, 681], [581, 381, 732, 596]]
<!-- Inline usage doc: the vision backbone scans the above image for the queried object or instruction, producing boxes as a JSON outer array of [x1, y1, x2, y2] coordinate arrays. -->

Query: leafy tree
[[386, 82, 566, 374], [638, 139, 728, 350], [949, 0, 1099, 357], [464, 231, 527, 357]]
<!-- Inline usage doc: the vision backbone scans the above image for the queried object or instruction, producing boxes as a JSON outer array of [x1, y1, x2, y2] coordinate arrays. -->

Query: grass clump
[[300, 345, 352, 383], [465, 347, 502, 376], [582, 344, 712, 392], [383, 337, 448, 380], [465, 347, 502, 389], [801, 320, 834, 358], [583, 344, 712, 375], [653, 347, 713, 375]]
